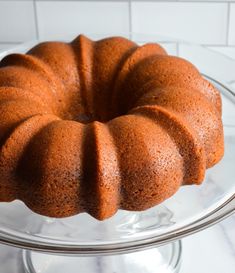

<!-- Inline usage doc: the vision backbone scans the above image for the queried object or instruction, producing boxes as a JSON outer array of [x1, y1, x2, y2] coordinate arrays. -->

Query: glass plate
[[0, 34, 234, 255]]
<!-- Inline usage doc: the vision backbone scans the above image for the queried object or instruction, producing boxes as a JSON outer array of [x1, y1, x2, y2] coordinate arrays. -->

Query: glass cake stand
[[0, 34, 235, 273]]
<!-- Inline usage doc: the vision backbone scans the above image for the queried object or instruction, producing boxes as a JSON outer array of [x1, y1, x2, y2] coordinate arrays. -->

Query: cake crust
[[0, 35, 224, 220]]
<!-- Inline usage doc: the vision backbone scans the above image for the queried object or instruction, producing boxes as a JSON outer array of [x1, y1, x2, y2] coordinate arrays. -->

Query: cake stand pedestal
[[22, 241, 182, 273]]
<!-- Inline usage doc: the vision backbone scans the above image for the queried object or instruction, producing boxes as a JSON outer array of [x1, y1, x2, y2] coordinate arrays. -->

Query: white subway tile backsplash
[[0, 1, 36, 42], [36, 1, 129, 41], [178, 43, 235, 82], [131, 2, 228, 45], [0, 0, 235, 54], [160, 43, 177, 55], [180, 0, 232, 1], [208, 46, 235, 60], [0, 44, 19, 50], [228, 4, 235, 45], [0, 0, 32, 1]]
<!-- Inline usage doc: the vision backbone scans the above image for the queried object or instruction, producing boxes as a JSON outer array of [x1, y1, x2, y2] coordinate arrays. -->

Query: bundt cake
[[0, 35, 224, 220]]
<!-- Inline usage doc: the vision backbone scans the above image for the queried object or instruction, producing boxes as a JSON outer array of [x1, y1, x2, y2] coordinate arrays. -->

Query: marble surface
[[181, 215, 235, 273], [0, 214, 234, 273]]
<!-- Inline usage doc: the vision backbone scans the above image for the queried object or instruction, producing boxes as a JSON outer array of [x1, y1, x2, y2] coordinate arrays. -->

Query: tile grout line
[[11, 0, 235, 3], [0, 0, 234, 2], [226, 2, 231, 46], [0, 42, 21, 45], [0, 0, 128, 1], [33, 0, 39, 40], [133, 39, 235, 47], [205, 44, 235, 48], [126, 0, 235, 3]]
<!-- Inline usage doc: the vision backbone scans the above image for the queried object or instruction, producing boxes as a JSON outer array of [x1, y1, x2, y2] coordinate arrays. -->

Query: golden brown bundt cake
[[0, 35, 224, 220]]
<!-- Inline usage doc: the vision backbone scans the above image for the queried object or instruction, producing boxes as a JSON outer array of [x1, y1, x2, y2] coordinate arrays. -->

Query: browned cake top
[[0, 35, 224, 220]]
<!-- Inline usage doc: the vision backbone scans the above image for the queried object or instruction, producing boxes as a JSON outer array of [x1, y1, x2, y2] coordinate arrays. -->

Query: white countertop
[[181, 215, 235, 273], [0, 214, 234, 273]]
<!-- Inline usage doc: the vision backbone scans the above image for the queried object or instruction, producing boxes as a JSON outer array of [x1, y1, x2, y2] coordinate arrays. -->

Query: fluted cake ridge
[[0, 35, 224, 220]]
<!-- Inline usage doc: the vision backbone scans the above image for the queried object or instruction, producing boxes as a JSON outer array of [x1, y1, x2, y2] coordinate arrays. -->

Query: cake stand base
[[22, 240, 182, 273]]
